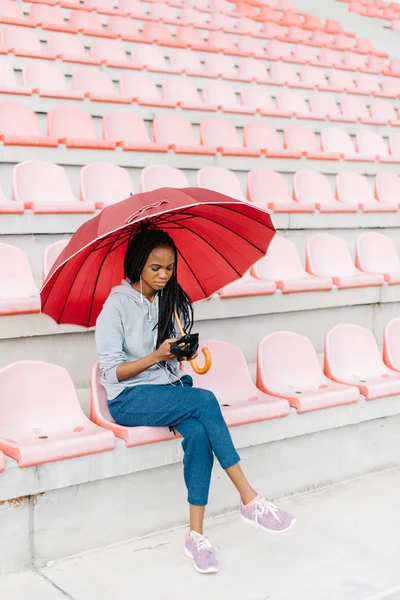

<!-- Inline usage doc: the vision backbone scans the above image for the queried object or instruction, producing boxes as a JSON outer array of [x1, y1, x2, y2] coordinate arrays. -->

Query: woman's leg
[[225, 463, 258, 505]]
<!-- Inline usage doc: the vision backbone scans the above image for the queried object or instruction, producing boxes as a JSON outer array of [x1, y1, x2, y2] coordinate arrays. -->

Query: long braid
[[124, 221, 193, 347]]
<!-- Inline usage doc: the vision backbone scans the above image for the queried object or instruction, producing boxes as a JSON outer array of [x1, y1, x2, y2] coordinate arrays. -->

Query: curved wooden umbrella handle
[[174, 310, 212, 375]]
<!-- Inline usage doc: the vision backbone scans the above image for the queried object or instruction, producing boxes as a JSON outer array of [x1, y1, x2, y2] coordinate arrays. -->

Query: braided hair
[[124, 221, 193, 348]]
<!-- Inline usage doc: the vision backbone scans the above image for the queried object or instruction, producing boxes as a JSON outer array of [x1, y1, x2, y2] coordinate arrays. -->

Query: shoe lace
[[194, 535, 215, 554], [254, 497, 281, 525]]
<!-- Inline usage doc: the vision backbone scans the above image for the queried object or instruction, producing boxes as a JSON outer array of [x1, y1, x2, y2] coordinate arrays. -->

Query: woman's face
[[141, 245, 175, 292]]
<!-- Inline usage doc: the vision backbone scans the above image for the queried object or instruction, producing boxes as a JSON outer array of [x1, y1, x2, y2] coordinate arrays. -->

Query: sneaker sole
[[183, 546, 220, 574], [241, 514, 297, 533]]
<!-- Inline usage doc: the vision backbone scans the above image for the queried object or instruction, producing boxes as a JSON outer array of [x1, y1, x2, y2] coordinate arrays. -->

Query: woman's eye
[[151, 267, 159, 272]]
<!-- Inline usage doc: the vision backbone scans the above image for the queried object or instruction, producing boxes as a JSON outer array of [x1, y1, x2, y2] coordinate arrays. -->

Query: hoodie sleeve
[[95, 298, 126, 385]]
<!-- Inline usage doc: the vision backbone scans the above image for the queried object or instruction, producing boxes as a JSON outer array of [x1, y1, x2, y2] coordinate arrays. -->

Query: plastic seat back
[[119, 72, 160, 100], [201, 119, 241, 148], [381, 76, 400, 96], [284, 125, 320, 153], [321, 128, 355, 154], [169, 49, 203, 72], [356, 232, 400, 274], [375, 172, 400, 204], [197, 166, 245, 200], [300, 65, 327, 87], [341, 96, 369, 121], [306, 234, 357, 276], [81, 163, 133, 206], [309, 93, 340, 118], [23, 62, 69, 91], [244, 122, 283, 152], [208, 31, 236, 52], [13, 160, 78, 206], [389, 132, 400, 156], [90, 38, 128, 62], [384, 318, 400, 371], [370, 99, 397, 123], [248, 170, 291, 206], [48, 106, 97, 139], [163, 78, 201, 104], [270, 62, 299, 85], [73, 69, 115, 95], [294, 171, 335, 206], [47, 33, 88, 58], [43, 239, 70, 281], [131, 44, 166, 69], [0, 102, 41, 136], [1, 26, 42, 53], [328, 69, 354, 90], [336, 171, 374, 205], [29, 4, 65, 26], [154, 113, 198, 145], [267, 40, 292, 60], [69, 9, 104, 31], [357, 130, 387, 156], [253, 236, 307, 281], [0, 61, 19, 87], [141, 165, 189, 192], [204, 54, 236, 77], [142, 21, 174, 44], [277, 89, 309, 114], [241, 87, 275, 112], [356, 74, 380, 94], [0, 243, 38, 303], [238, 58, 268, 80], [0, 0, 24, 19], [103, 112, 151, 144], [106, 15, 140, 38]]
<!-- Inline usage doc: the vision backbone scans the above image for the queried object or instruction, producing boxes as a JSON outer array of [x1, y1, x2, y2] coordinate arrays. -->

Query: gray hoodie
[[95, 279, 182, 400]]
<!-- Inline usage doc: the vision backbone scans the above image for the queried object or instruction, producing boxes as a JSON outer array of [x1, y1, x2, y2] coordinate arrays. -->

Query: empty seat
[[321, 128, 372, 161], [356, 232, 400, 284], [356, 130, 400, 164], [370, 99, 399, 125], [293, 44, 319, 65], [383, 318, 400, 371], [219, 271, 277, 298], [293, 171, 356, 213], [381, 76, 400, 97], [131, 44, 176, 73], [1, 26, 55, 59], [237, 37, 266, 59], [90, 38, 131, 67], [308, 93, 351, 121], [48, 107, 115, 149], [238, 58, 269, 82], [343, 51, 366, 71], [103, 111, 167, 152], [355, 73, 380, 94], [0, 361, 115, 467], [150, 3, 179, 23], [248, 169, 313, 213], [0, 180, 23, 214], [0, 102, 57, 146], [154, 113, 216, 154], [81, 163, 133, 209], [263, 22, 286, 39], [269, 62, 299, 86], [163, 78, 216, 111], [300, 64, 328, 88], [168, 49, 205, 75], [287, 25, 310, 44], [47, 33, 100, 65], [176, 26, 207, 50], [388, 132, 400, 157], [319, 47, 343, 67], [43, 239, 70, 281], [209, 12, 235, 30], [142, 21, 179, 46], [0, 0, 26, 25], [241, 87, 282, 116], [22, 62, 83, 100], [375, 172, 400, 207], [336, 171, 397, 212], [325, 324, 400, 400], [197, 166, 245, 201], [141, 165, 189, 192], [72, 68, 130, 103], [182, 341, 289, 426], [203, 81, 254, 114], [29, 4, 74, 32], [203, 54, 238, 79], [267, 40, 294, 61], [201, 118, 259, 156], [245, 122, 302, 159], [115, 0, 148, 11], [276, 89, 312, 118], [106, 15, 140, 39], [328, 69, 355, 91], [0, 60, 31, 95], [284, 125, 337, 160], [341, 96, 382, 125], [251, 236, 333, 293], [208, 31, 239, 55], [120, 72, 173, 107], [14, 161, 95, 214], [69, 10, 106, 35], [180, 7, 208, 26], [257, 332, 359, 413], [306, 234, 384, 288], [0, 243, 40, 314]]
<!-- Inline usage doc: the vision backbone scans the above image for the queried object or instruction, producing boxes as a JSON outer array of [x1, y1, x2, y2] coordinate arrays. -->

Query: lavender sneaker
[[184, 531, 220, 574], [241, 495, 296, 533]]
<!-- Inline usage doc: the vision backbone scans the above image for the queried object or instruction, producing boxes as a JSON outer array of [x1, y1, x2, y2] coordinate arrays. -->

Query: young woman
[[95, 223, 296, 575]]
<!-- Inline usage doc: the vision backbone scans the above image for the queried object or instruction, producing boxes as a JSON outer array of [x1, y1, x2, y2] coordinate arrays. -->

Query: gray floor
[[2, 467, 400, 600]]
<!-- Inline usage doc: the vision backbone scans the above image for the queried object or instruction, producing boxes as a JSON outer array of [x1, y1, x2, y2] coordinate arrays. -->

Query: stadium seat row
[[0, 26, 392, 72], [1, 320, 400, 470], [2, 160, 400, 214], [1, 230, 399, 314], [3, 103, 400, 163]]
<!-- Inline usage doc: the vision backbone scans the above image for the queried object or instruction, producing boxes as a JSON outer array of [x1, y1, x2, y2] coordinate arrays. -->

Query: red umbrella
[[41, 187, 275, 370]]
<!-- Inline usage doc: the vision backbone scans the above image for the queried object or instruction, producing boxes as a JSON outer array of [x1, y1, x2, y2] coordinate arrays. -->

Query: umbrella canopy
[[41, 187, 275, 327]]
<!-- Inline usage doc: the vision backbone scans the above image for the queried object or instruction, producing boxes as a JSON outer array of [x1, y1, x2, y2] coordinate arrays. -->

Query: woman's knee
[[195, 389, 222, 414], [180, 419, 210, 450]]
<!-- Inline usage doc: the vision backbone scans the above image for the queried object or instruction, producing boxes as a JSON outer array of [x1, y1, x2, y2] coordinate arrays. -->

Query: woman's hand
[[178, 349, 199, 362], [152, 338, 177, 363]]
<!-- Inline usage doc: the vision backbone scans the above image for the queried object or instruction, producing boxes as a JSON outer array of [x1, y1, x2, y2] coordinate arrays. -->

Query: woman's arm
[[116, 338, 177, 381]]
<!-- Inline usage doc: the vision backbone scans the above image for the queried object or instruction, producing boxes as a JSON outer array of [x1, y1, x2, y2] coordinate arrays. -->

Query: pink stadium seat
[[375, 172, 400, 207], [142, 21, 184, 48], [318, 47, 343, 68], [106, 15, 140, 39], [276, 89, 316, 119], [47, 33, 101, 65], [203, 81, 254, 114], [29, 4, 75, 32], [72, 68, 130, 103], [277, 0, 297, 10], [244, 122, 302, 158], [288, 26, 311, 44], [356, 130, 400, 164], [293, 170, 357, 213], [321, 128, 373, 161], [284, 124, 339, 160], [328, 69, 355, 91], [300, 65, 329, 89], [383, 318, 400, 371], [0, 180, 23, 214], [90, 38, 131, 68], [309, 93, 354, 122], [354, 73, 380, 94], [1, 26, 55, 59], [168, 49, 206, 76], [200, 118, 260, 156], [370, 99, 400, 124], [259, 6, 280, 22], [69, 10, 108, 36], [131, 44, 178, 73], [388, 132, 400, 157], [182, 341, 289, 425], [237, 36, 267, 59], [303, 14, 323, 30], [248, 169, 313, 212], [325, 324, 400, 400], [236, 16, 262, 36], [334, 33, 354, 51], [81, 163, 133, 209], [326, 19, 346, 35], [209, 13, 235, 31], [164, 78, 216, 111], [141, 165, 189, 192], [0, 0, 28, 26], [342, 51, 367, 72], [180, 7, 209, 26], [387, 58, 400, 76], [22, 62, 83, 100], [176, 26, 208, 51], [257, 332, 359, 413], [306, 234, 385, 288], [185, 0, 211, 11], [0, 60, 31, 96], [91, 361, 177, 446], [219, 270, 277, 298], [311, 30, 332, 47], [367, 55, 387, 74], [341, 95, 384, 125], [0, 243, 40, 315], [240, 87, 284, 116], [267, 40, 295, 62], [203, 55, 240, 80], [263, 22, 287, 39], [269, 62, 300, 86], [336, 171, 397, 212], [0, 102, 57, 146], [0, 361, 115, 468], [48, 106, 115, 149], [42, 239, 70, 281], [292, 44, 319, 65], [119, 72, 173, 107], [103, 111, 168, 151], [210, 0, 234, 14], [238, 58, 269, 82], [84, 0, 121, 14], [150, 3, 179, 24], [117, 0, 148, 18], [251, 236, 333, 293], [13, 161, 95, 214], [356, 232, 400, 284], [154, 113, 216, 154], [197, 166, 246, 200]]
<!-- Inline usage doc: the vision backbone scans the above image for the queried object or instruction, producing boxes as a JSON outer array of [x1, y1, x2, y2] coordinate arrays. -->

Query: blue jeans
[[108, 375, 240, 506]]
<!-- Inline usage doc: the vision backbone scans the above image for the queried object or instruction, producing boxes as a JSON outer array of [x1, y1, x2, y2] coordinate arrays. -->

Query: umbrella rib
[[176, 246, 207, 298]]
